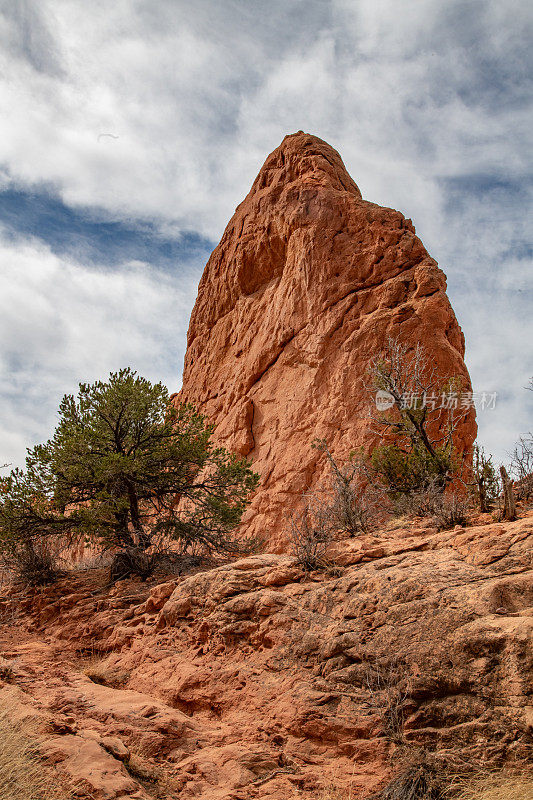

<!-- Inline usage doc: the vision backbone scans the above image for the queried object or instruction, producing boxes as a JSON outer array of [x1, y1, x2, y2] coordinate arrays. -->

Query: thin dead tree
[[365, 337, 471, 494], [288, 492, 332, 571], [313, 439, 384, 534], [510, 434, 533, 502], [470, 445, 500, 512]]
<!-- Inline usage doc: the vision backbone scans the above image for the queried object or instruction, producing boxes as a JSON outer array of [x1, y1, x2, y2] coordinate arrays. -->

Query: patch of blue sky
[[439, 175, 532, 264], [0, 187, 215, 272], [442, 174, 532, 198]]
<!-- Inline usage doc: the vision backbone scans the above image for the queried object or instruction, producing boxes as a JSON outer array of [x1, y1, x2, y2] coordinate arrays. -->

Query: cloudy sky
[[0, 0, 531, 467]]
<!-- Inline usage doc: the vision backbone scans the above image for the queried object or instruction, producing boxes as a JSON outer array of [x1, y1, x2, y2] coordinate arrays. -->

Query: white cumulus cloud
[[0, 0, 531, 464], [0, 231, 198, 466]]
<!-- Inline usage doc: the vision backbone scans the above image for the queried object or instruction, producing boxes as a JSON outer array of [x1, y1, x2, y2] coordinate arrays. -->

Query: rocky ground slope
[[1, 512, 531, 799]]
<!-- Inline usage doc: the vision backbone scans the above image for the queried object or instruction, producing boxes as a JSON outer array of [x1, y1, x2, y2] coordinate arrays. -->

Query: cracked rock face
[[176, 131, 477, 550]]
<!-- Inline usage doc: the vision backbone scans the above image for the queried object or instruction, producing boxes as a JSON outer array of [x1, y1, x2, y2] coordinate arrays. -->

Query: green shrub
[[0, 369, 259, 581], [370, 443, 454, 496]]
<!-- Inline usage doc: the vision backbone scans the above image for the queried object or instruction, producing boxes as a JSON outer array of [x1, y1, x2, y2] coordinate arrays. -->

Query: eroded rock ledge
[[1, 515, 531, 798]]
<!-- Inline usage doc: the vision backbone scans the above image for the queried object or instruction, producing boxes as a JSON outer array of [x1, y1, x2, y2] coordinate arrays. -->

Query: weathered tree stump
[[500, 465, 517, 521]]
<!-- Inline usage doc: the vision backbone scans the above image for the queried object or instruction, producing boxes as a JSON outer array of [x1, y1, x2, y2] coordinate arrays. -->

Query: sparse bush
[[315, 780, 357, 799], [289, 442, 384, 569], [431, 493, 469, 530], [372, 754, 444, 800], [0, 658, 16, 682], [313, 439, 385, 534], [372, 765, 533, 800], [469, 445, 500, 512], [60, 549, 113, 572], [394, 481, 469, 529], [393, 478, 443, 518], [370, 443, 453, 497], [364, 659, 412, 744], [289, 495, 331, 571], [124, 744, 181, 797], [509, 377, 533, 503], [391, 476, 468, 526], [0, 538, 61, 587]]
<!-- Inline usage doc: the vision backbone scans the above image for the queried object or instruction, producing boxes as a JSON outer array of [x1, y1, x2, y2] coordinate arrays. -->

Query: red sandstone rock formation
[[176, 132, 477, 550]]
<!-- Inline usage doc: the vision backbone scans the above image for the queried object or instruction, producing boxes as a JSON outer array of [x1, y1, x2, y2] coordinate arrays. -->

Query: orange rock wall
[[176, 132, 477, 549]]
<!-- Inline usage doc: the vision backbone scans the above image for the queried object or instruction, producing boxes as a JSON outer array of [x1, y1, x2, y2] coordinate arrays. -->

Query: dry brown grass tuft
[[80, 655, 130, 688], [450, 773, 533, 800], [125, 751, 163, 783], [0, 657, 16, 682], [303, 765, 359, 800], [295, 771, 533, 800], [317, 787, 355, 800], [125, 749, 181, 798], [291, 784, 355, 799], [0, 704, 70, 800]]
